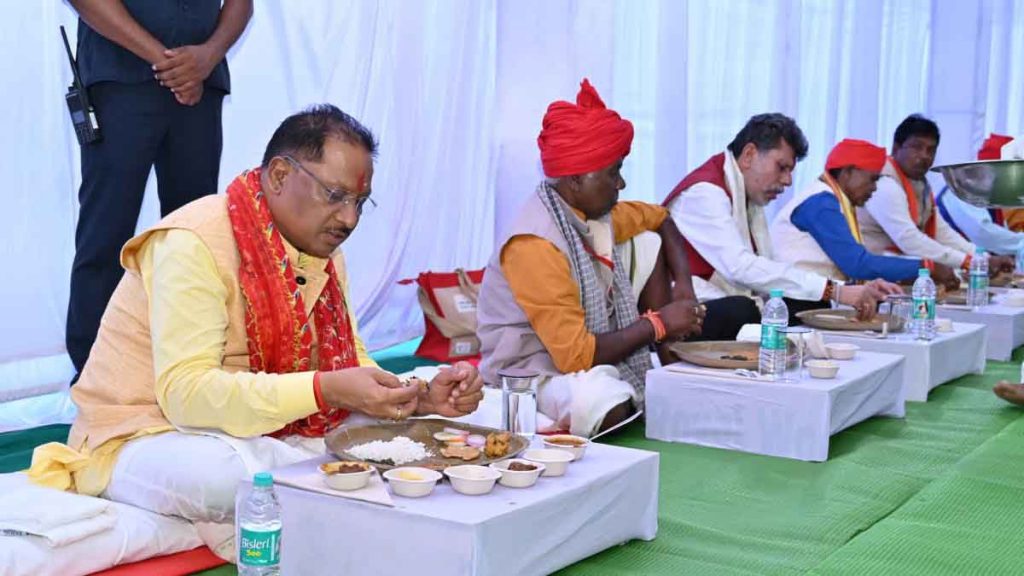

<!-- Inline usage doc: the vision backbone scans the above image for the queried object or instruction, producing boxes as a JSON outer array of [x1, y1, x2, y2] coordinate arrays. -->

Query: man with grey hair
[[31, 105, 484, 560]]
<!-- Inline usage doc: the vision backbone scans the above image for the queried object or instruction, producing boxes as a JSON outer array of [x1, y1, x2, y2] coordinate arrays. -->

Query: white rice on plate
[[347, 436, 431, 465]]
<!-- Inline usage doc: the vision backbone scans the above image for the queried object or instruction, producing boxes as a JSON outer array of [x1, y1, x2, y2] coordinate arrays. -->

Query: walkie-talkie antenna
[[60, 25, 84, 88], [60, 23, 101, 144]]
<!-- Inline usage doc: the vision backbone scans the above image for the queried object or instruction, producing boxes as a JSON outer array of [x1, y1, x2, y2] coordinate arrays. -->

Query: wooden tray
[[324, 418, 528, 471], [795, 309, 890, 332], [667, 341, 760, 370], [990, 272, 1018, 288], [939, 289, 997, 305]]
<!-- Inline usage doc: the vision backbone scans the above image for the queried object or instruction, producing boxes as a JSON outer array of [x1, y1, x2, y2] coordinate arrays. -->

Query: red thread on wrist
[[961, 254, 973, 271], [643, 309, 667, 343], [923, 259, 935, 272], [312, 371, 326, 411]]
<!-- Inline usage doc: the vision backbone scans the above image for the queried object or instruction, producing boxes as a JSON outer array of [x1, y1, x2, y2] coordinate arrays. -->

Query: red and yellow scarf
[[227, 169, 358, 437]]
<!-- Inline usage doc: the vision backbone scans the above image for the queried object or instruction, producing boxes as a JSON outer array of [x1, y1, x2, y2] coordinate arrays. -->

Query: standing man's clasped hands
[[153, 44, 220, 106]]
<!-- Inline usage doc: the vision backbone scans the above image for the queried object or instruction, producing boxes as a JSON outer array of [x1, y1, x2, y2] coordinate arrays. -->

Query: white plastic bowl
[[319, 461, 374, 491], [825, 343, 859, 360], [489, 459, 546, 488], [522, 449, 574, 477], [383, 467, 442, 498], [1004, 292, 1024, 307], [806, 359, 840, 379], [542, 434, 590, 460], [935, 318, 954, 332], [444, 465, 502, 495]]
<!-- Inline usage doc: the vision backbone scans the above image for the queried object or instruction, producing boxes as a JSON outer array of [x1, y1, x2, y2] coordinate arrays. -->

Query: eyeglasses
[[281, 156, 377, 215]]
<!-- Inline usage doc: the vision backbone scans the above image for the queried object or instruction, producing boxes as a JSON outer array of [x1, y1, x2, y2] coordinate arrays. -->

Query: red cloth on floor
[[90, 546, 226, 576]]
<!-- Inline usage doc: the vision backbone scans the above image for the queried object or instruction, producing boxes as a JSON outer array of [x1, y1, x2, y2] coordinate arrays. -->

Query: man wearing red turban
[[992, 134, 1024, 232], [537, 78, 635, 180], [978, 133, 1015, 160], [478, 79, 749, 437], [772, 139, 959, 295], [986, 132, 1024, 406], [935, 133, 1024, 257]]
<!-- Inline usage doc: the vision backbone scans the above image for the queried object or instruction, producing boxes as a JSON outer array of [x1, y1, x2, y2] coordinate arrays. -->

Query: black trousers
[[692, 295, 763, 341], [783, 297, 829, 325], [66, 81, 225, 375]]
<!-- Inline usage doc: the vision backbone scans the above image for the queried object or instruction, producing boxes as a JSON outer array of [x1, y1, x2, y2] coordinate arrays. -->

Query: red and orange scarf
[[888, 156, 937, 239], [227, 169, 358, 437]]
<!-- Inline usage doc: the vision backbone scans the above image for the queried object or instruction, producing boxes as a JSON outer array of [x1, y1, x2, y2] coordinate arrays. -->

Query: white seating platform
[[821, 322, 986, 401], [644, 350, 905, 461], [255, 441, 658, 576]]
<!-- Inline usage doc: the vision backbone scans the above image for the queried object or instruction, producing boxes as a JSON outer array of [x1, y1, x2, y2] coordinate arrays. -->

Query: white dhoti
[[103, 414, 379, 561], [537, 231, 660, 438], [537, 365, 636, 437]]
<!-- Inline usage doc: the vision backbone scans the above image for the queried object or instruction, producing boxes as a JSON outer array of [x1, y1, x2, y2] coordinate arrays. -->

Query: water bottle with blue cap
[[759, 289, 788, 379], [238, 472, 282, 575]]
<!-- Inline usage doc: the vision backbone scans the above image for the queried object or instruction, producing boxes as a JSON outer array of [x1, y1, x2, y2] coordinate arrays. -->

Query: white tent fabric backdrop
[[1, 0, 1021, 430]]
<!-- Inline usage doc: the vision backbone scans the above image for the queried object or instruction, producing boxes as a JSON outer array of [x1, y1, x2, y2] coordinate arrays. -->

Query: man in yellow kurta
[[29, 104, 484, 558]]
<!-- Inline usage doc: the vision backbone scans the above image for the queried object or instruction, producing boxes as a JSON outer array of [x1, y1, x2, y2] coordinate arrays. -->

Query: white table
[[937, 304, 1024, 361], [821, 322, 987, 402], [254, 442, 659, 576], [644, 350, 905, 462]]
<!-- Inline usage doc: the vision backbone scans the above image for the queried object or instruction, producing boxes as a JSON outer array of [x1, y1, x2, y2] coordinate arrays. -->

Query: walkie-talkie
[[61, 25, 101, 145]]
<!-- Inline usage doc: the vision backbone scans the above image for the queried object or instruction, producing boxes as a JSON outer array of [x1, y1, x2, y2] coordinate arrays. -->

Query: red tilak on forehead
[[357, 171, 366, 193]]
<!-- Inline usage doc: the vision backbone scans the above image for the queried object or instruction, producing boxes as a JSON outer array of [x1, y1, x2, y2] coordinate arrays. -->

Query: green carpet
[[3, 344, 1023, 575], [808, 415, 1024, 575], [371, 337, 440, 375], [0, 423, 70, 473], [554, 351, 1024, 576]]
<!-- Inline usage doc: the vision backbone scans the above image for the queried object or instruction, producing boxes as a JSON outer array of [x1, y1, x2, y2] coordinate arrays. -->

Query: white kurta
[[668, 151, 827, 302], [858, 160, 974, 269], [770, 180, 845, 281], [939, 191, 1024, 255]]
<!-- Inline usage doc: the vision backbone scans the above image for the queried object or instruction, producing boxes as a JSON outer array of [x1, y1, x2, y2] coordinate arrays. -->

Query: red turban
[[537, 79, 634, 177], [825, 138, 886, 173], [978, 133, 1013, 160]]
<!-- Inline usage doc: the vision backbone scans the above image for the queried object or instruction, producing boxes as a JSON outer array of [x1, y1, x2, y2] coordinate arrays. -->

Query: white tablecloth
[[252, 442, 658, 576], [644, 351, 905, 461], [821, 322, 987, 402], [937, 305, 1024, 361]]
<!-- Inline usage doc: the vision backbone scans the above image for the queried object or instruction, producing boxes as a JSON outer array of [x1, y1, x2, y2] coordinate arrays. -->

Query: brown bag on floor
[[400, 268, 484, 362]]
